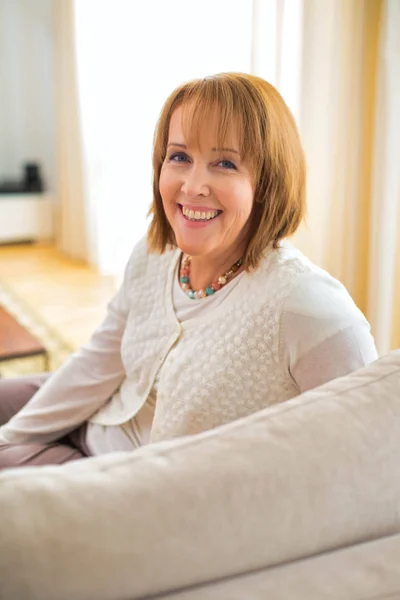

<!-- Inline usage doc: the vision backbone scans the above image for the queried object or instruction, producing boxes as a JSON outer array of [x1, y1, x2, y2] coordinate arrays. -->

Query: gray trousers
[[0, 374, 91, 472]]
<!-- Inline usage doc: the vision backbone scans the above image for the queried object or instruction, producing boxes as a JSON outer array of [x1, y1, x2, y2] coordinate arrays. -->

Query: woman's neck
[[184, 247, 245, 291]]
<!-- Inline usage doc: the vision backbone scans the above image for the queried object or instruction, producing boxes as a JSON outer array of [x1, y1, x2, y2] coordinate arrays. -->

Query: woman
[[0, 73, 378, 470]]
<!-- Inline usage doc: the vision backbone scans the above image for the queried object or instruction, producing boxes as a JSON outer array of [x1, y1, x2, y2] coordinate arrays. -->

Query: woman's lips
[[177, 203, 222, 228], [179, 203, 221, 213]]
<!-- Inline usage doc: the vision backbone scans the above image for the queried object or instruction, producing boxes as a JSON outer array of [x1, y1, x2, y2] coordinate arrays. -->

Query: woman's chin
[[177, 243, 210, 257], [174, 233, 212, 258]]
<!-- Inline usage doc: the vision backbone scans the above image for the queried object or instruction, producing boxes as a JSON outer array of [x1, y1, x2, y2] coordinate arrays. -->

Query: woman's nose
[[180, 165, 210, 198]]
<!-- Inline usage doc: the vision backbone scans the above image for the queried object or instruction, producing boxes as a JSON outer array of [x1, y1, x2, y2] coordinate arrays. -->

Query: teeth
[[182, 206, 219, 221]]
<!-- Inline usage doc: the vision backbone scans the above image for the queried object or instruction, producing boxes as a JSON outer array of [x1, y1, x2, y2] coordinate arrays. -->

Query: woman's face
[[159, 105, 255, 262]]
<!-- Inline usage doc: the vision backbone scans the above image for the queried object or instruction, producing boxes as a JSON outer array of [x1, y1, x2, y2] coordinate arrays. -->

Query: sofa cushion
[[0, 351, 399, 600], [158, 532, 400, 599]]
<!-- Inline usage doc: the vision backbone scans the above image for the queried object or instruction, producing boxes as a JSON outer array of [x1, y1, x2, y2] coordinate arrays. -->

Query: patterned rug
[[0, 280, 74, 377]]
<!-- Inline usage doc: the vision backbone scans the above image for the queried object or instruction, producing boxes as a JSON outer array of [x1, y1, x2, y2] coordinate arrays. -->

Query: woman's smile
[[177, 203, 223, 228], [159, 105, 254, 263]]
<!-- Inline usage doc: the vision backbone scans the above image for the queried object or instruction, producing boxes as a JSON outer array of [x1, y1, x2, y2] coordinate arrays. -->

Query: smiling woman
[[149, 74, 305, 272], [0, 73, 378, 471], [158, 104, 255, 290]]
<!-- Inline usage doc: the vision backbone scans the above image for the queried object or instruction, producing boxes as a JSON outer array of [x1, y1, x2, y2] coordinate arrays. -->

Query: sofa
[[0, 350, 400, 600]]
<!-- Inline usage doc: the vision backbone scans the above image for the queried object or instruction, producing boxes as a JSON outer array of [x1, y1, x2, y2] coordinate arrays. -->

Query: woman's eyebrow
[[167, 143, 239, 155], [212, 147, 240, 154]]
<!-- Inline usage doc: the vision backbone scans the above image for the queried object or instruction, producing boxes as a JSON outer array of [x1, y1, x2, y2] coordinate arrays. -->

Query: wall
[[0, 0, 55, 190]]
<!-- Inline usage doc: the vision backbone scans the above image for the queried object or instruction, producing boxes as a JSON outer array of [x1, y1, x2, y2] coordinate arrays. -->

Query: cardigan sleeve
[[0, 247, 136, 446], [281, 269, 378, 394]]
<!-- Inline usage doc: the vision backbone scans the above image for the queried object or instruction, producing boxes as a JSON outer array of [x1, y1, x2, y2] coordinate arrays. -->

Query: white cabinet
[[0, 193, 54, 243]]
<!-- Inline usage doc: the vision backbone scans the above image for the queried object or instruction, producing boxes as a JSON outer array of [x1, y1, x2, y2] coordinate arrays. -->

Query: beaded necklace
[[179, 254, 243, 300]]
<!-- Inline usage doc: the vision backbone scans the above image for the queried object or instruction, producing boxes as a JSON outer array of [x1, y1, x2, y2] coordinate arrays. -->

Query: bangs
[[174, 77, 263, 175]]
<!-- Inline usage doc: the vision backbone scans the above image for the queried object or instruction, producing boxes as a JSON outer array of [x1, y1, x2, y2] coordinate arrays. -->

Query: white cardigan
[[0, 238, 377, 448]]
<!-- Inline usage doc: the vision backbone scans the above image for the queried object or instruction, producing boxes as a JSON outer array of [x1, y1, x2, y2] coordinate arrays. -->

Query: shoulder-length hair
[[147, 72, 306, 270]]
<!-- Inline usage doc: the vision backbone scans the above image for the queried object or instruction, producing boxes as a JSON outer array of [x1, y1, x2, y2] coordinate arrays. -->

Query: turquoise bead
[[206, 287, 215, 296], [180, 276, 189, 284], [188, 290, 195, 299]]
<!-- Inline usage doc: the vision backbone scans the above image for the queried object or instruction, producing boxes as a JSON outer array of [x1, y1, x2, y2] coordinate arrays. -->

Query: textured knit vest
[[89, 238, 309, 442]]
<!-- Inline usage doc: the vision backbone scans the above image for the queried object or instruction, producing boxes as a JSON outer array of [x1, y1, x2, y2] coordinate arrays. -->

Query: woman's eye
[[218, 159, 237, 170], [169, 152, 189, 163]]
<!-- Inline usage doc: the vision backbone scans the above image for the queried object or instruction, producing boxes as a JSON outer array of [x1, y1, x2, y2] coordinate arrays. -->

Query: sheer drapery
[[69, 0, 254, 274], [292, 0, 399, 354], [367, 0, 400, 352], [53, 0, 399, 351], [53, 0, 88, 262]]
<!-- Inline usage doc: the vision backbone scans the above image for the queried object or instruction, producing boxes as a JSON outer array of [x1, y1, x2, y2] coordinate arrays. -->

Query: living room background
[[0, 0, 399, 355]]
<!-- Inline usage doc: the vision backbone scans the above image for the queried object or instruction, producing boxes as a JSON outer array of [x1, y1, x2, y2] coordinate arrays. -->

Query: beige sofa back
[[0, 351, 400, 600], [159, 531, 400, 599]]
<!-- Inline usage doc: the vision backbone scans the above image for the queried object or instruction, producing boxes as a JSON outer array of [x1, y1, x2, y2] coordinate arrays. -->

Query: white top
[[86, 269, 377, 455], [85, 273, 246, 454], [0, 238, 378, 452]]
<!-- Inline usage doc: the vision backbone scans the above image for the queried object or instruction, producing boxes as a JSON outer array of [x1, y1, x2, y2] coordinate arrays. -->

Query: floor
[[0, 242, 118, 350]]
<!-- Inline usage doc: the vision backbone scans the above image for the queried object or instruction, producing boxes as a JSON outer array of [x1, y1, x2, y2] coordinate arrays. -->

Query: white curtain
[[367, 0, 400, 353], [276, 0, 399, 354], [292, 0, 375, 284], [251, 0, 303, 123], [302, 0, 400, 355], [54, 0, 399, 351], [53, 0, 88, 261], [72, 0, 254, 274], [55, 0, 301, 273], [71, 0, 306, 275], [252, 0, 399, 353]]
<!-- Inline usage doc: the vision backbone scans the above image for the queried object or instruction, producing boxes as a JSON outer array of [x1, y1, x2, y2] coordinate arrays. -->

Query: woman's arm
[[281, 270, 378, 394], [0, 259, 132, 446], [286, 322, 377, 393]]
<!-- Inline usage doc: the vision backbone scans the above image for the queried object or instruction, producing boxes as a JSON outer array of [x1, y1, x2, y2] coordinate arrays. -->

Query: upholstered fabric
[[160, 533, 400, 599], [0, 351, 399, 600]]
